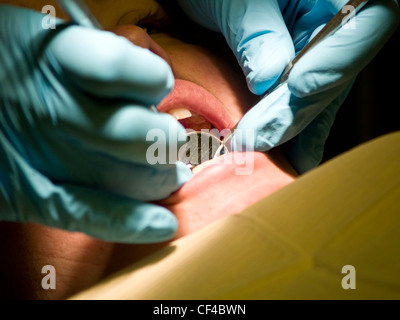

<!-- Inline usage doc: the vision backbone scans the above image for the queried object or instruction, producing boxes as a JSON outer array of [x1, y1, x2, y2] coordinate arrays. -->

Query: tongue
[[178, 113, 213, 131]]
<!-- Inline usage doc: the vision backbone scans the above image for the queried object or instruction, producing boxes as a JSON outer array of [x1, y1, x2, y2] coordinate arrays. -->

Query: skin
[[0, 0, 297, 300]]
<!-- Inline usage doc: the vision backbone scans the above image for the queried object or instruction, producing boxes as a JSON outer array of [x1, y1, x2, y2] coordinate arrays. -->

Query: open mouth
[[157, 79, 237, 132], [154, 80, 296, 239], [157, 79, 236, 170]]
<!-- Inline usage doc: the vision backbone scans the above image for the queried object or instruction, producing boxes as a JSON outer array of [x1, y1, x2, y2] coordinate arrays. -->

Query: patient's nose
[[111, 25, 173, 70]]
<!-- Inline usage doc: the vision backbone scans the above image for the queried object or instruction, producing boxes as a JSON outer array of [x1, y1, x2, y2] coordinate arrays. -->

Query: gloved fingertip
[[147, 57, 175, 104], [108, 201, 178, 244], [287, 69, 311, 98], [50, 27, 175, 105], [123, 205, 178, 243], [287, 60, 325, 98], [244, 43, 294, 95], [247, 76, 273, 96], [231, 126, 271, 153], [175, 161, 193, 186]]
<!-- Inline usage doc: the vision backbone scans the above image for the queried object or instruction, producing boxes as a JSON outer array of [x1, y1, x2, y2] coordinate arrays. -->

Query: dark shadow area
[[322, 26, 400, 162]]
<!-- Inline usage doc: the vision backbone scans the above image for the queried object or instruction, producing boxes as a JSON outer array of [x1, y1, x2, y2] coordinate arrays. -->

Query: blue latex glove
[[0, 5, 192, 243], [178, 0, 400, 173]]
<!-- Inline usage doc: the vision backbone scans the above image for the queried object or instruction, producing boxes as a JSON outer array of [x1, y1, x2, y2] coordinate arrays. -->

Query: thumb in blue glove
[[178, 0, 295, 94]]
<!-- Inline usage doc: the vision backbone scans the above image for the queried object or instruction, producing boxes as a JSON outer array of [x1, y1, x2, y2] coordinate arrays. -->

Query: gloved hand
[[0, 5, 192, 243], [178, 0, 400, 173]]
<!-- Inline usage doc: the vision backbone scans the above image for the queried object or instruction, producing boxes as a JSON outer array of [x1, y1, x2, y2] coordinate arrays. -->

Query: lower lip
[[157, 79, 237, 131], [157, 151, 295, 238]]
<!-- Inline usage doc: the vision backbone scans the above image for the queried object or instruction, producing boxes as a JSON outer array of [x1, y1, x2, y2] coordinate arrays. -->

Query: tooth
[[167, 108, 192, 120]]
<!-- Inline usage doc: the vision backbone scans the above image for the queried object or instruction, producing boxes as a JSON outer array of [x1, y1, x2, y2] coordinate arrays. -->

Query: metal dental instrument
[[215, 0, 370, 157], [178, 131, 228, 169], [265, 0, 370, 95], [56, 0, 103, 29]]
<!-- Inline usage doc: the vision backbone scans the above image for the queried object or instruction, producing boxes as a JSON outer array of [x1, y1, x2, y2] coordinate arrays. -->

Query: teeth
[[167, 108, 192, 120]]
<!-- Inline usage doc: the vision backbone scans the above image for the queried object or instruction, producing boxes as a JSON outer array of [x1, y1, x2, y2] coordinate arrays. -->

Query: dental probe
[[216, 0, 370, 156], [56, 0, 103, 29]]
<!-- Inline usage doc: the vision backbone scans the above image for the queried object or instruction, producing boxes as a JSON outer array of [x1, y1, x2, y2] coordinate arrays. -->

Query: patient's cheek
[[158, 152, 295, 238]]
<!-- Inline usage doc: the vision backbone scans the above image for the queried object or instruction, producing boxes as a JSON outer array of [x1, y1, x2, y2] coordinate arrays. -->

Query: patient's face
[[0, 0, 297, 300]]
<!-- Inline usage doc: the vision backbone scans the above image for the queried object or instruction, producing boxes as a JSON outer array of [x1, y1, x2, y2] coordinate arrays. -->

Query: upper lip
[[157, 79, 237, 131]]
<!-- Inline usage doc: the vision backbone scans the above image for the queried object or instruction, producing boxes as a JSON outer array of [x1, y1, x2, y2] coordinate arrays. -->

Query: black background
[[322, 24, 399, 163]]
